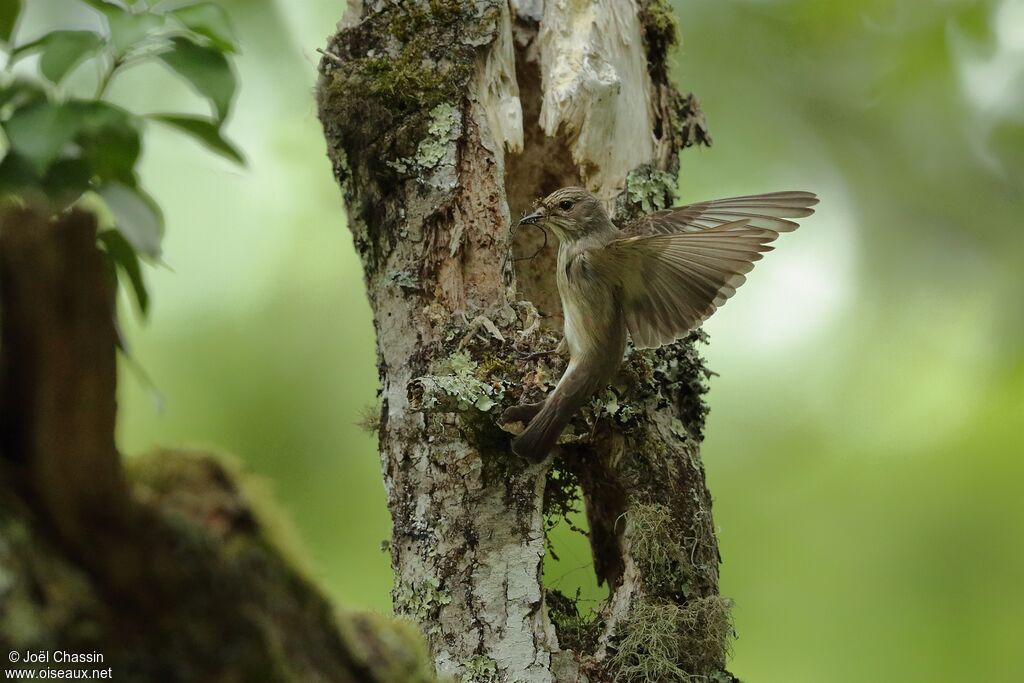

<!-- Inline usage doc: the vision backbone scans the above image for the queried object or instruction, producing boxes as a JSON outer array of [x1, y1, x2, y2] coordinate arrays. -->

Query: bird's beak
[[519, 210, 544, 226]]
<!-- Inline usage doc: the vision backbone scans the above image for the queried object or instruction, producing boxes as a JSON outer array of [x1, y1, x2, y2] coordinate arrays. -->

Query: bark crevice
[[505, 45, 579, 328], [318, 2, 734, 681]]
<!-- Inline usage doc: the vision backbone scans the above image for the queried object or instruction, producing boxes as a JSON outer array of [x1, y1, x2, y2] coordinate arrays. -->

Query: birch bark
[[317, 2, 733, 681]]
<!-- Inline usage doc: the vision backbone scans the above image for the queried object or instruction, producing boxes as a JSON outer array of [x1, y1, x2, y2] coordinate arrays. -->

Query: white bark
[[537, 0, 657, 199], [318, 2, 734, 681]]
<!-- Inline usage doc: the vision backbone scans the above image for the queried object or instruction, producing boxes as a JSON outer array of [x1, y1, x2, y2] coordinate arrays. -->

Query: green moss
[[476, 351, 516, 382], [640, 0, 679, 56], [0, 501, 103, 650], [128, 449, 315, 581], [339, 612, 438, 683], [608, 597, 733, 683], [318, 1, 500, 183], [329, 3, 488, 117], [1, 450, 442, 681]]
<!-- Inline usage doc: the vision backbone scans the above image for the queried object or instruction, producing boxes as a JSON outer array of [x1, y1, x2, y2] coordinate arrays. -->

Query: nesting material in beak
[[519, 210, 544, 225]]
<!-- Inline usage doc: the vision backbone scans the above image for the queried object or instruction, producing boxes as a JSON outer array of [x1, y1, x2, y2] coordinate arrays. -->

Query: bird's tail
[[512, 367, 596, 462]]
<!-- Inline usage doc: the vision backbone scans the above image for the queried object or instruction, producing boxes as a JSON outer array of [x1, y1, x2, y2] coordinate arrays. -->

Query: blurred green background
[[22, 0, 1024, 681]]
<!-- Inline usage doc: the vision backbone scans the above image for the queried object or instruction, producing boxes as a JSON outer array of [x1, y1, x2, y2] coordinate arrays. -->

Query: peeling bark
[[318, 1, 737, 681]]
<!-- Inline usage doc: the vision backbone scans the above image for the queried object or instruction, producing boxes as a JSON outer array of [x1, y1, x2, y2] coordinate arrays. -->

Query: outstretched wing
[[621, 191, 818, 237], [589, 219, 781, 349]]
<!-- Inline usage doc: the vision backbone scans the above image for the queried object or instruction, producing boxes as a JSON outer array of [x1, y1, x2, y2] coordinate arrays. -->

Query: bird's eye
[[558, 200, 574, 211]]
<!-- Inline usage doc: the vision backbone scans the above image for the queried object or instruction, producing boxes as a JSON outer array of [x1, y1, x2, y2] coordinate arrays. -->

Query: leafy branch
[[0, 0, 243, 315]]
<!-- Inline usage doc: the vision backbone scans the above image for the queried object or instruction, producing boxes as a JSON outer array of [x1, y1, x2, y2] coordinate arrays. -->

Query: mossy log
[[317, 1, 736, 681], [0, 207, 439, 682]]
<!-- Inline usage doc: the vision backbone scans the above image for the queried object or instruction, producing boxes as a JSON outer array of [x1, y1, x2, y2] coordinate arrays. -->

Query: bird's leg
[[499, 400, 546, 426], [517, 337, 568, 362]]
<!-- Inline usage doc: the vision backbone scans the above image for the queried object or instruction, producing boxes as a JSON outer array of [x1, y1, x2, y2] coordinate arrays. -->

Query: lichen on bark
[[317, 1, 734, 681]]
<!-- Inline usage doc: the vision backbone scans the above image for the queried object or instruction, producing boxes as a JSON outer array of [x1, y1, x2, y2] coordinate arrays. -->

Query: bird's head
[[519, 187, 609, 242]]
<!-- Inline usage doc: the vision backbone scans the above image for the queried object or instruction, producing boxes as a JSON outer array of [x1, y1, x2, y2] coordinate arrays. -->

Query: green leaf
[[3, 101, 82, 175], [99, 181, 163, 258], [171, 3, 237, 53], [1, 97, 143, 195], [0, 152, 39, 198], [106, 9, 163, 55], [98, 229, 149, 315], [0, 78, 47, 113], [0, 0, 22, 46], [69, 101, 141, 184], [42, 157, 92, 205], [149, 114, 244, 164], [79, 0, 163, 55], [13, 31, 106, 84], [76, 0, 127, 8], [41, 32, 105, 83], [157, 36, 235, 122]]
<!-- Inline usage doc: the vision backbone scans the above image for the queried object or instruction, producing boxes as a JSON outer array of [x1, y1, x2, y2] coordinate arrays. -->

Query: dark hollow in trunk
[[317, 2, 736, 681]]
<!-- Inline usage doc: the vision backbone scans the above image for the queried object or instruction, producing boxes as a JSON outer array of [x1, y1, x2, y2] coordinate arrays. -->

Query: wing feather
[[622, 190, 818, 237], [591, 218, 781, 348]]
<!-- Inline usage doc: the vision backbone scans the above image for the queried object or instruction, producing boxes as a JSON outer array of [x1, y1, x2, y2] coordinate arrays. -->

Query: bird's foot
[[499, 401, 545, 426]]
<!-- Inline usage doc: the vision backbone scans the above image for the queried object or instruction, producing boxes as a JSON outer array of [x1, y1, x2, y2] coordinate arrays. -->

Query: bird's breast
[[557, 248, 622, 364]]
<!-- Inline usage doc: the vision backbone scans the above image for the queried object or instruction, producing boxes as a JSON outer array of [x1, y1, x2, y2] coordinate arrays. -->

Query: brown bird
[[502, 187, 818, 462]]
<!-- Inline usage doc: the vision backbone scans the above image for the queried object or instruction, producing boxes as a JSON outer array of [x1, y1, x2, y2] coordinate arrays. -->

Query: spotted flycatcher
[[502, 187, 818, 461]]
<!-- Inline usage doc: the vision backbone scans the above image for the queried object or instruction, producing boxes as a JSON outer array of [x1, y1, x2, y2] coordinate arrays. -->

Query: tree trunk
[[0, 207, 440, 682], [317, 2, 733, 681]]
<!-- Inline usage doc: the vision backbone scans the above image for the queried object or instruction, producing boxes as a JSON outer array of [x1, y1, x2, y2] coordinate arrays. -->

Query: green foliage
[[3, 98, 80, 174], [148, 114, 243, 164], [98, 230, 148, 314], [0, 0, 242, 315], [170, 3, 237, 54], [0, 1, 21, 46], [99, 181, 162, 257], [157, 36, 236, 121], [13, 31, 105, 84], [94, 3, 165, 56]]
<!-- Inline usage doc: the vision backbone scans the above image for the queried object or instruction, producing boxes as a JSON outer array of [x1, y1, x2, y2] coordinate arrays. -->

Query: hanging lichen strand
[[317, 1, 734, 681]]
